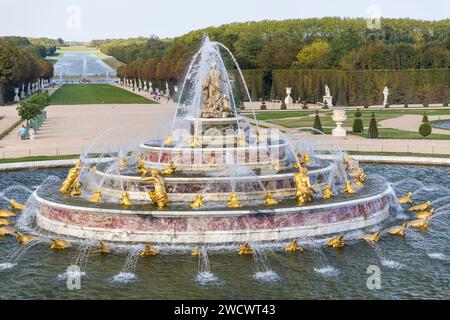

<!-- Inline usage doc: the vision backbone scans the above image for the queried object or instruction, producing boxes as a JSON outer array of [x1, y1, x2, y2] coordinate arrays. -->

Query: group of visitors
[[18, 125, 36, 141]]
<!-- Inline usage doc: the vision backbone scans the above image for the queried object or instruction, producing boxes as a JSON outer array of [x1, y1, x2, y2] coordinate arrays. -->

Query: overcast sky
[[0, 0, 448, 41]]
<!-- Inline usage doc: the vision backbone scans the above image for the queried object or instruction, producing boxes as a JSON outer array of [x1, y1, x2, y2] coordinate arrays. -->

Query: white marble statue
[[383, 86, 389, 106], [325, 84, 330, 97]]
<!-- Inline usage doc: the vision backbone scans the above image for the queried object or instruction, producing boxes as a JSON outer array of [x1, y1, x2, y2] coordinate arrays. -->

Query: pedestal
[[332, 108, 347, 137], [13, 88, 20, 102], [323, 95, 333, 107]]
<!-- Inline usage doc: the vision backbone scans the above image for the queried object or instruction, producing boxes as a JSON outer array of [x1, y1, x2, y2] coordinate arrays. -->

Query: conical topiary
[[260, 101, 266, 110], [368, 112, 379, 138], [313, 110, 323, 134], [352, 108, 363, 133], [422, 113, 429, 122], [280, 99, 287, 110]]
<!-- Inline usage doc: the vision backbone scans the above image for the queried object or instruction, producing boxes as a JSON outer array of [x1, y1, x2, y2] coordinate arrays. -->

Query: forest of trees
[[0, 37, 55, 104], [99, 17, 449, 105]]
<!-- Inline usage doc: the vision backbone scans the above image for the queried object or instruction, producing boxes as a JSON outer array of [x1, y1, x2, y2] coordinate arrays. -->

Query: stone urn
[[332, 107, 347, 137], [284, 87, 293, 105]]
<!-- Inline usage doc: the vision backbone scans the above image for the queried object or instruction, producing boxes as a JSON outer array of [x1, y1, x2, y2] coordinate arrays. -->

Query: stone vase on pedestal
[[13, 88, 20, 102], [284, 87, 293, 105], [332, 108, 347, 137]]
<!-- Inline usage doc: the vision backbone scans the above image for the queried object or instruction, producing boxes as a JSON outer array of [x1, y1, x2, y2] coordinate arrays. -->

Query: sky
[[0, 0, 448, 42]]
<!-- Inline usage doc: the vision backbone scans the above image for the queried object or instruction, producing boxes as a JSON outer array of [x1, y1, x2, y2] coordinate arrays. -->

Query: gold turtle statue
[[360, 232, 381, 243], [415, 208, 435, 219], [9, 199, 25, 211], [191, 247, 200, 257], [93, 241, 111, 254], [15, 231, 38, 245], [140, 244, 159, 256], [406, 219, 429, 230], [0, 210, 16, 218], [0, 219, 11, 226], [408, 201, 431, 212], [388, 222, 408, 236], [0, 226, 17, 236], [50, 239, 71, 250]]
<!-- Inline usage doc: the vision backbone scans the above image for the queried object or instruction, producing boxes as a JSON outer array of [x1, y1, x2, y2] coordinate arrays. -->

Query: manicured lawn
[[353, 128, 450, 140], [249, 111, 330, 120], [0, 154, 79, 164], [50, 84, 155, 105]]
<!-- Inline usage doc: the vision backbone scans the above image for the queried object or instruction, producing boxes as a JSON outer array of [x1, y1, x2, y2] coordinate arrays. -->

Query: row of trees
[[101, 18, 449, 82], [0, 38, 54, 104], [17, 93, 50, 124]]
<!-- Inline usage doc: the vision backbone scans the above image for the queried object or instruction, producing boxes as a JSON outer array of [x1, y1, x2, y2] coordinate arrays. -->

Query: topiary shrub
[[313, 110, 323, 134], [352, 108, 363, 133], [301, 101, 308, 109], [280, 99, 287, 110], [419, 123, 432, 137], [423, 101, 429, 107], [260, 101, 266, 110], [422, 113, 429, 122], [368, 112, 379, 138], [363, 104, 369, 109]]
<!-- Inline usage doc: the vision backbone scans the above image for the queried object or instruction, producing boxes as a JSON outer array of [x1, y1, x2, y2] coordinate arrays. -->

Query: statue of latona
[[201, 62, 235, 118]]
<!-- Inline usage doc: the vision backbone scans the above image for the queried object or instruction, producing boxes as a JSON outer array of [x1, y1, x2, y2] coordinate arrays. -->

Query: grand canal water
[[51, 50, 115, 81], [0, 164, 448, 299]]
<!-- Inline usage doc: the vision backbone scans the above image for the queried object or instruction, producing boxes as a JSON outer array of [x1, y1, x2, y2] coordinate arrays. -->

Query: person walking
[[18, 125, 27, 140]]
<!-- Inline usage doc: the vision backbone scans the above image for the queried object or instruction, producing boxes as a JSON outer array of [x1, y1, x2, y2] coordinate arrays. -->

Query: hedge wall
[[236, 69, 449, 106]]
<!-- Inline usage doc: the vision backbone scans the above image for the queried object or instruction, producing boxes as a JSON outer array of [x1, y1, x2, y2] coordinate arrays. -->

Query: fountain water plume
[[196, 245, 219, 285], [251, 244, 279, 282], [0, 239, 45, 270], [111, 246, 142, 283]]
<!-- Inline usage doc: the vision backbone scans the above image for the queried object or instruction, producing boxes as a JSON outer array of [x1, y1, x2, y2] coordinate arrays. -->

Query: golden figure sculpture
[[343, 180, 355, 194], [160, 161, 176, 176], [120, 192, 132, 206], [284, 240, 304, 253], [200, 62, 235, 118], [264, 192, 279, 206], [408, 201, 431, 212], [70, 183, 82, 197], [327, 235, 344, 248], [0, 210, 16, 218], [191, 194, 204, 209], [228, 193, 242, 208], [142, 169, 169, 208], [360, 232, 381, 242], [415, 208, 434, 219], [90, 189, 102, 202], [354, 177, 364, 187], [140, 244, 159, 256], [343, 155, 350, 170], [322, 184, 333, 199], [388, 222, 408, 236], [60, 160, 82, 193], [136, 157, 146, 175], [238, 242, 253, 255], [15, 231, 38, 245], [294, 167, 315, 205], [398, 192, 413, 204], [50, 239, 71, 250]]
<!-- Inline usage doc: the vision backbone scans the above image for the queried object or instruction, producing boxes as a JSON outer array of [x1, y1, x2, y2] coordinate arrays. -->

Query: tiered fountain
[[32, 37, 392, 244]]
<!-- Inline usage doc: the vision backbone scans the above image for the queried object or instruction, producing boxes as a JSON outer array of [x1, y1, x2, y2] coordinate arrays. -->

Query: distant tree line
[[94, 17, 449, 104], [0, 37, 55, 104]]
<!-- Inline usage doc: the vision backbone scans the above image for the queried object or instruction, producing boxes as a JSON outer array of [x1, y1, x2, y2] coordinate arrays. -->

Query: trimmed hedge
[[352, 108, 363, 132], [368, 113, 379, 138], [419, 123, 432, 137], [313, 110, 323, 134]]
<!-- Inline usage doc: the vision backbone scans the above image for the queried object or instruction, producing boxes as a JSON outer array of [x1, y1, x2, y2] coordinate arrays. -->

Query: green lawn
[[353, 128, 450, 140], [50, 84, 155, 105]]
